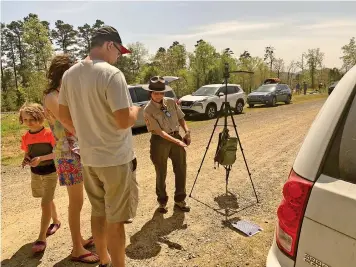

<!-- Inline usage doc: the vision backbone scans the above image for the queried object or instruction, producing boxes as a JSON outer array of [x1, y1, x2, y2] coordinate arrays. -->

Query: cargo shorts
[[31, 172, 58, 205], [82, 158, 139, 223]]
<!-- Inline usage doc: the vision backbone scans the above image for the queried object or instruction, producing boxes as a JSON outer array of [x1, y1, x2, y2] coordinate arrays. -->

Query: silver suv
[[178, 84, 246, 119], [267, 65, 356, 267]]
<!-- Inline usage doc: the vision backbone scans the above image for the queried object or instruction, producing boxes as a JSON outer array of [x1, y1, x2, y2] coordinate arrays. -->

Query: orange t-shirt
[[21, 127, 56, 175]]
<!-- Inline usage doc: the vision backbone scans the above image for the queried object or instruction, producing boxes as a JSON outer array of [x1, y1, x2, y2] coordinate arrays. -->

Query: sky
[[1, 1, 356, 69]]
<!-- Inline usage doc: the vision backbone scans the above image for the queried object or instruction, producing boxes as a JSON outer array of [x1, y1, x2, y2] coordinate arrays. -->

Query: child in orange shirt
[[19, 103, 61, 254]]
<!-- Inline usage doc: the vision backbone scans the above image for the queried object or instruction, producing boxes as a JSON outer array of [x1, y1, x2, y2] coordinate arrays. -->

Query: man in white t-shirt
[[58, 25, 140, 267]]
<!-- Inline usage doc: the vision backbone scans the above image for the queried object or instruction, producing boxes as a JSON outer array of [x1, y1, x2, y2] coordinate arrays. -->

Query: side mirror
[[218, 92, 225, 97]]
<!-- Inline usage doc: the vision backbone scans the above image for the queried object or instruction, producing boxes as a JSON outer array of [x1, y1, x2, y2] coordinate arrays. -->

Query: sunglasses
[[112, 42, 122, 56], [150, 76, 165, 83], [160, 106, 171, 118]]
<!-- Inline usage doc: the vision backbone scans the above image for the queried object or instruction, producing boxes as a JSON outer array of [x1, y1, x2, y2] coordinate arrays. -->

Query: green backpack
[[214, 129, 238, 166]]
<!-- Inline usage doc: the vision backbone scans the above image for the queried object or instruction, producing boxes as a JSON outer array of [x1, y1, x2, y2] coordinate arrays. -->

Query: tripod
[[189, 63, 259, 206]]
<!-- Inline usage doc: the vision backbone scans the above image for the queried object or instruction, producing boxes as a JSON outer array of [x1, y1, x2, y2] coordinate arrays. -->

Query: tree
[[116, 42, 148, 84], [23, 15, 53, 71], [305, 48, 324, 89], [273, 58, 285, 78], [286, 60, 298, 86], [3, 26, 19, 91], [51, 20, 78, 54], [189, 40, 218, 88], [340, 37, 356, 72], [77, 19, 105, 59], [264, 46, 275, 74]]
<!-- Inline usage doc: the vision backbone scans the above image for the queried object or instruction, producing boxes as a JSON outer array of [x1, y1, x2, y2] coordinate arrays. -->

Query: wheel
[[270, 97, 277, 107], [235, 101, 244, 114], [248, 104, 254, 108], [285, 95, 291, 104], [205, 104, 217, 119]]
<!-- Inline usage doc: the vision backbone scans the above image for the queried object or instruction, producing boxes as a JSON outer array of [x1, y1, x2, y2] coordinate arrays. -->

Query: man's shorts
[[31, 172, 58, 205], [82, 158, 139, 223]]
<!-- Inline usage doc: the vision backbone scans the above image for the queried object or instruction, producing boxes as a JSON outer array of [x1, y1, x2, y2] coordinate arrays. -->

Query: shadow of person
[[126, 208, 187, 260], [1, 243, 44, 267]]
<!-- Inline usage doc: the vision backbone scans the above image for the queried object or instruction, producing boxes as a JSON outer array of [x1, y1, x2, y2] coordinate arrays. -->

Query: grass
[[1, 93, 327, 166], [1, 113, 27, 166]]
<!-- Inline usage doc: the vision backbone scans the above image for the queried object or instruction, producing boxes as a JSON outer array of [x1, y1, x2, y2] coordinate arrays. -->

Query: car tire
[[205, 104, 217, 119], [285, 95, 291, 104], [248, 104, 254, 108], [235, 100, 244, 114], [270, 97, 277, 107]]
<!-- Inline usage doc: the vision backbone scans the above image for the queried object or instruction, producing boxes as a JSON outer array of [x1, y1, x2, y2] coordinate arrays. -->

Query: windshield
[[192, 86, 220, 96], [254, 84, 276, 93]]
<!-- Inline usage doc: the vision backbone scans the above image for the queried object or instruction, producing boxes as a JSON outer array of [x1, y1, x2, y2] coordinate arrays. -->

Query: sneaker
[[158, 203, 168, 214], [174, 201, 191, 212]]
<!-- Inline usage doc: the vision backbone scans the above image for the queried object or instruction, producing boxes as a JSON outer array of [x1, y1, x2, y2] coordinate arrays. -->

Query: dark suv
[[247, 83, 292, 107]]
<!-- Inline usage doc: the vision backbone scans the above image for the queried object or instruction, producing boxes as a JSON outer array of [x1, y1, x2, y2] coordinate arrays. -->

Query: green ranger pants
[[150, 133, 187, 205]]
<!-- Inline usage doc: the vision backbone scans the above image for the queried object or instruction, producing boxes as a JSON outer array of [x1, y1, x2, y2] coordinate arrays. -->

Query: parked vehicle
[[247, 83, 292, 107], [266, 65, 356, 267], [178, 84, 246, 119], [328, 80, 339, 95], [130, 76, 179, 129]]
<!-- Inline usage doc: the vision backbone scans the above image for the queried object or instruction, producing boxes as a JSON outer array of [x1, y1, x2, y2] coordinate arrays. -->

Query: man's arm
[[107, 72, 140, 129], [58, 104, 76, 135], [113, 106, 141, 129]]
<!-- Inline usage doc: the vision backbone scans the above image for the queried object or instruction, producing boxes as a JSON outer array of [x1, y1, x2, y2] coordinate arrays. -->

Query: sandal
[[83, 236, 95, 249], [46, 223, 61, 236], [71, 252, 100, 264], [32, 240, 46, 254]]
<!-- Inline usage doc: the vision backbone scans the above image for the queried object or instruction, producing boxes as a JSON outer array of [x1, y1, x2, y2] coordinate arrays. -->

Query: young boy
[[19, 103, 61, 254]]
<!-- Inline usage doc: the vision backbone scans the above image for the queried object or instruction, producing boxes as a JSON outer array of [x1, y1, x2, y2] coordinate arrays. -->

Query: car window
[[134, 87, 150, 102], [128, 88, 138, 103], [227, 86, 237, 94], [322, 85, 356, 184], [165, 91, 175, 98]]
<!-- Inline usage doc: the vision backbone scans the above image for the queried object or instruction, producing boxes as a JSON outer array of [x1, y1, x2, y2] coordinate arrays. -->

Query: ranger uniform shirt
[[144, 98, 185, 134]]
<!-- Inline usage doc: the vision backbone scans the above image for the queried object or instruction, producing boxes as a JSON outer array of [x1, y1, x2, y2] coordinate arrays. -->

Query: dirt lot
[[1, 98, 326, 267]]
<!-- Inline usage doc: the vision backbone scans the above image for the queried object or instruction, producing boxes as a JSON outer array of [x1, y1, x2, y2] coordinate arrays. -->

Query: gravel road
[[1, 98, 326, 267]]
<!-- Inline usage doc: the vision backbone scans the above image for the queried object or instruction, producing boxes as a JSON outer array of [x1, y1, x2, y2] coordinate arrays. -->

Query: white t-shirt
[[58, 60, 135, 167]]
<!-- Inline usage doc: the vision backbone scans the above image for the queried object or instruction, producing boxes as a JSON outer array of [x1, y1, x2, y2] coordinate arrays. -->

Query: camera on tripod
[[189, 62, 259, 204]]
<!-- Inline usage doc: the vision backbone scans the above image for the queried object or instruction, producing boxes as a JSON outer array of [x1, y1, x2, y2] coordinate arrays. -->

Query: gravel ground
[[1, 98, 326, 267]]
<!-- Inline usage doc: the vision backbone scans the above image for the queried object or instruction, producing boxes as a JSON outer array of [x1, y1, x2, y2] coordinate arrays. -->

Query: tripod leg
[[189, 110, 221, 197], [228, 107, 260, 203]]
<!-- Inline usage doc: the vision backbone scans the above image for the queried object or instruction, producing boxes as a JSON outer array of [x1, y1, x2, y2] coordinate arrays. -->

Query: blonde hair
[[19, 102, 45, 124]]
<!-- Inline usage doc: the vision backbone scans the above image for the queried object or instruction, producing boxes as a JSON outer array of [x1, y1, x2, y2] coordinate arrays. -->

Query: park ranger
[[143, 76, 191, 213]]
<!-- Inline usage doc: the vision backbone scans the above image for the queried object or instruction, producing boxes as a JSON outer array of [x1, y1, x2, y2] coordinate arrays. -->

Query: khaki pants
[[31, 172, 58, 205], [150, 134, 187, 205], [82, 158, 139, 223]]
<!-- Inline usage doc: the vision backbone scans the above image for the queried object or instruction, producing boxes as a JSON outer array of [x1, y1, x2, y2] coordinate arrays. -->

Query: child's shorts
[[31, 172, 58, 204]]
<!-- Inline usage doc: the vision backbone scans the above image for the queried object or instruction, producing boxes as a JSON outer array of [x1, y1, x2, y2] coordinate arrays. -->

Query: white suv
[[267, 65, 356, 267], [178, 84, 246, 119]]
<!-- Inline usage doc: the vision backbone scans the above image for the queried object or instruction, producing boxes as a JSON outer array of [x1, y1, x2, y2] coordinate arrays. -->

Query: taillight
[[276, 169, 313, 258]]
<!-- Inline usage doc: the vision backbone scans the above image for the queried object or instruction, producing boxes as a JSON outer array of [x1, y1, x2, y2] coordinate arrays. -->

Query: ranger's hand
[[183, 132, 191, 146], [176, 139, 187, 148]]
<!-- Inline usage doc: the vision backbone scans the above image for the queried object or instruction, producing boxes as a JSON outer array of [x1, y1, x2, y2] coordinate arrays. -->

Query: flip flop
[[83, 236, 95, 249], [46, 223, 61, 236], [71, 252, 100, 264], [32, 240, 46, 254]]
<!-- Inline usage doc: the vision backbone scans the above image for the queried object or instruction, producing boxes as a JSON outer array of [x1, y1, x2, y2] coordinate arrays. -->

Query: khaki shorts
[[31, 172, 58, 205], [83, 158, 139, 223]]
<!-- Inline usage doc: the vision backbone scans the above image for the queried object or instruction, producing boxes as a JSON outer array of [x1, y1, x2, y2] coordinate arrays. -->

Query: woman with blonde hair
[[43, 54, 99, 264]]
